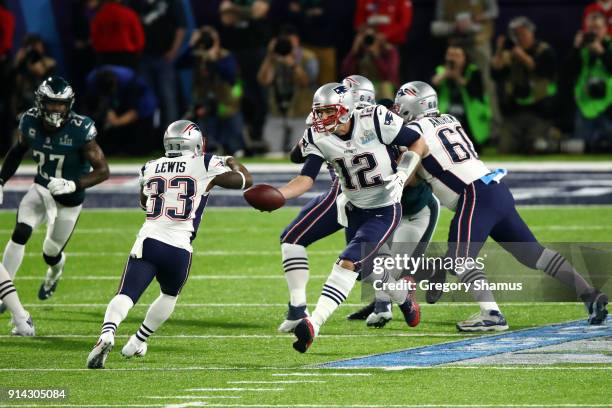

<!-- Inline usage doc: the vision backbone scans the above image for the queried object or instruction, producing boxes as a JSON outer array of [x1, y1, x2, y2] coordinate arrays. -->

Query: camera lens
[[274, 38, 293, 57], [583, 32, 597, 44], [200, 32, 215, 50], [363, 34, 375, 46]]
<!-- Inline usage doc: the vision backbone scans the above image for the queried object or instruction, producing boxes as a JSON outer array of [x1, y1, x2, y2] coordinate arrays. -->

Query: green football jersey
[[19, 108, 97, 206]]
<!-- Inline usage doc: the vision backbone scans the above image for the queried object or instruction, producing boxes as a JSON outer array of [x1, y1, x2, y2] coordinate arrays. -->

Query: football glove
[[383, 171, 409, 203], [48, 177, 77, 196]]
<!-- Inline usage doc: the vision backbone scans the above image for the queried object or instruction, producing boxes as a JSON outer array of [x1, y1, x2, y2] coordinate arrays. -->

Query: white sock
[[457, 268, 500, 313], [101, 294, 134, 337], [0, 263, 28, 321], [479, 302, 500, 313], [3, 240, 25, 279], [48, 253, 66, 278], [281, 243, 309, 307], [133, 293, 178, 345], [311, 263, 358, 329]]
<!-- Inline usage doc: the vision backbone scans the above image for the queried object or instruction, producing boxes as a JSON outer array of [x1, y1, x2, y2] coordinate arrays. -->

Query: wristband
[[237, 171, 246, 190]]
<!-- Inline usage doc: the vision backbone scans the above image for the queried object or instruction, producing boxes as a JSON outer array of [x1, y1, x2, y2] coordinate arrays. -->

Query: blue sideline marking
[[319, 317, 611, 368]]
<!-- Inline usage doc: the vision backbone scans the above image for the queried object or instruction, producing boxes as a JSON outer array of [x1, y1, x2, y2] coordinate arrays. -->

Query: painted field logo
[[319, 317, 611, 368]]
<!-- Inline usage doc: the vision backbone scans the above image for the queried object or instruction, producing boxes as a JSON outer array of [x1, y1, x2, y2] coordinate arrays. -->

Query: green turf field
[[0, 207, 610, 407]]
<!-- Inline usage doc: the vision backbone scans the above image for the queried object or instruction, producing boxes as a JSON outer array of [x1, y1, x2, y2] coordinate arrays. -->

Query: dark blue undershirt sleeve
[[300, 155, 325, 180], [392, 126, 421, 147]]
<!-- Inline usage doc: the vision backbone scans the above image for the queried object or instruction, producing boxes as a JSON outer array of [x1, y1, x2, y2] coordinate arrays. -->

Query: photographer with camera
[[186, 26, 245, 156], [10, 34, 56, 120], [341, 26, 399, 99], [569, 12, 612, 152], [257, 24, 318, 152], [491, 17, 558, 154], [432, 44, 491, 150]]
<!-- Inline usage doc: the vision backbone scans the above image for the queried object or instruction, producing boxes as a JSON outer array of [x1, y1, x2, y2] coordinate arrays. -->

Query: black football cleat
[[346, 301, 375, 320], [582, 291, 608, 325], [38, 280, 59, 300], [398, 298, 421, 327], [292, 318, 315, 353]]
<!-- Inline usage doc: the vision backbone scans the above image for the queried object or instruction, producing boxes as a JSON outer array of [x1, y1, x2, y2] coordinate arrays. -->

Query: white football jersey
[[302, 105, 406, 209], [411, 114, 491, 209], [135, 153, 231, 252]]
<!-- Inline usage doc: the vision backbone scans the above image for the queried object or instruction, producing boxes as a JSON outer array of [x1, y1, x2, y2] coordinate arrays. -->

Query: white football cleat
[[278, 303, 309, 333], [11, 313, 35, 336], [366, 302, 393, 328], [121, 335, 148, 358], [456, 310, 509, 332], [87, 332, 114, 369]]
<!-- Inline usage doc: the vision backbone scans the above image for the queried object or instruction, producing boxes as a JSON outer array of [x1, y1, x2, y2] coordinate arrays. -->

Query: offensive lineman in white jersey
[[393, 81, 608, 331], [87, 120, 253, 368], [275, 82, 427, 353]]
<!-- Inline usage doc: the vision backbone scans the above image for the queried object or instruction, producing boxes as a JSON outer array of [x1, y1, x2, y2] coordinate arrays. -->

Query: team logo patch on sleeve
[[384, 111, 394, 125]]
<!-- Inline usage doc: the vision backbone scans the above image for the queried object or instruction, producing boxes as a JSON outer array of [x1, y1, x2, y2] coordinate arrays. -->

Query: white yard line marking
[[13, 275, 329, 281], [21, 250, 339, 257], [147, 396, 241, 399], [186, 388, 284, 392], [0, 366, 609, 373], [271, 373, 372, 377], [0, 333, 488, 339], [0, 404, 609, 408], [227, 381, 325, 384], [19, 302, 585, 308]]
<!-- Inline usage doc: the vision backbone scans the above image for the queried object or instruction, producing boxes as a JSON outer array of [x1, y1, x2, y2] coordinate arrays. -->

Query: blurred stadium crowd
[[0, 0, 610, 157]]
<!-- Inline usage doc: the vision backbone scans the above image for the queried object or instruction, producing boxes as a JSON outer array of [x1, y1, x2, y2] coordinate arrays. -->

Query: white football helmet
[[393, 81, 439, 123], [342, 74, 376, 109], [311, 82, 354, 133], [163, 120, 205, 157]]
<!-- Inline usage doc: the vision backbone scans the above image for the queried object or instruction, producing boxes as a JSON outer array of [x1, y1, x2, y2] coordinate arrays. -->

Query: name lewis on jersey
[[155, 161, 186, 174]]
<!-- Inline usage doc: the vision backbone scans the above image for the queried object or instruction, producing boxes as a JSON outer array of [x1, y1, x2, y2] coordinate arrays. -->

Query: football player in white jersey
[[87, 120, 253, 368], [393, 81, 608, 331], [275, 82, 427, 353], [0, 262, 34, 335], [278, 75, 376, 333]]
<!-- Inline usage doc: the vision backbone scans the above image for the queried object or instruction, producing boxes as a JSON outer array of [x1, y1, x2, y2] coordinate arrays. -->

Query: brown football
[[243, 184, 286, 212]]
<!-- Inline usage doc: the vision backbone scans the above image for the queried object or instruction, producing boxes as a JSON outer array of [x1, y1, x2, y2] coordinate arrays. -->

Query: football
[[243, 184, 286, 212]]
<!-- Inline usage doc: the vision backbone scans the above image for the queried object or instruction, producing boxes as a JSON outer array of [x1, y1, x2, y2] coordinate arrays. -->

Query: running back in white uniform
[[134, 153, 231, 253], [302, 104, 412, 209], [411, 114, 491, 209]]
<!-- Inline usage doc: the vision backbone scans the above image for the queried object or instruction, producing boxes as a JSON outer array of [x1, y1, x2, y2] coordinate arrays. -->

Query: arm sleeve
[[0, 141, 29, 184], [299, 155, 325, 180], [301, 129, 324, 159], [206, 154, 233, 176], [392, 126, 421, 147], [83, 118, 98, 142]]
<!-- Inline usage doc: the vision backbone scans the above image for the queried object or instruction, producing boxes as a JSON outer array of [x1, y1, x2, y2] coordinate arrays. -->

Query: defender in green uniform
[[0, 76, 109, 308]]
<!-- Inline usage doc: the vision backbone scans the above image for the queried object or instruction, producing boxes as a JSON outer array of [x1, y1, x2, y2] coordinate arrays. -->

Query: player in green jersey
[[0, 76, 109, 310]]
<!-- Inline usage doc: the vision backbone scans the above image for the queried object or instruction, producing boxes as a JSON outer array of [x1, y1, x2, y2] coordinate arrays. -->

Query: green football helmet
[[35, 76, 75, 128]]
